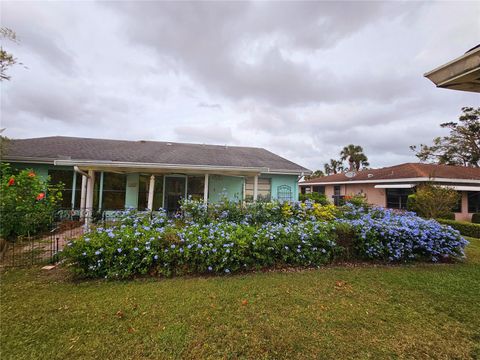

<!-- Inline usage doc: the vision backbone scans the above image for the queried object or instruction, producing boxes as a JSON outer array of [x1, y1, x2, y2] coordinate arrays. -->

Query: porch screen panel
[[138, 175, 164, 210], [102, 173, 126, 210], [187, 176, 205, 201], [48, 169, 78, 208], [245, 177, 271, 201]]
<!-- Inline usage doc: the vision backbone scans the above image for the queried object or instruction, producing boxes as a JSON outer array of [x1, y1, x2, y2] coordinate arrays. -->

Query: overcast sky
[[1, 1, 479, 170]]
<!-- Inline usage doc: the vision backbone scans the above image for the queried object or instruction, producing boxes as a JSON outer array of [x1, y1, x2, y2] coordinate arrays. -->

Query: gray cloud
[[1, 1, 479, 171]]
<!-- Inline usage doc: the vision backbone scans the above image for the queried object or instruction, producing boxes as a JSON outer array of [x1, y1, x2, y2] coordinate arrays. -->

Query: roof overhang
[[51, 159, 308, 177], [424, 46, 480, 93], [299, 177, 480, 186]]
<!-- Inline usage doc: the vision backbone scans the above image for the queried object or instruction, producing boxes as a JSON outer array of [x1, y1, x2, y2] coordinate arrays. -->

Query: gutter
[[73, 166, 90, 178]]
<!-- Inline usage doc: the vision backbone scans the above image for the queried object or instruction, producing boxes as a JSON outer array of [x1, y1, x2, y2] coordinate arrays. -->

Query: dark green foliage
[[299, 192, 329, 205], [472, 213, 480, 224]]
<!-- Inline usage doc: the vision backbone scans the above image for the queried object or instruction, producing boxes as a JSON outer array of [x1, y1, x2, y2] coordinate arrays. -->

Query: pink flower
[[36, 193, 45, 201]]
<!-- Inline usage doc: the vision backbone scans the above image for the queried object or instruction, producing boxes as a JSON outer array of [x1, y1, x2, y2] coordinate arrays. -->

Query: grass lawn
[[1, 238, 479, 359]]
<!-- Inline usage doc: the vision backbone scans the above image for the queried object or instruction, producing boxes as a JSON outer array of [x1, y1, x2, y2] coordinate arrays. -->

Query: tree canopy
[[340, 144, 370, 171], [410, 107, 480, 167]]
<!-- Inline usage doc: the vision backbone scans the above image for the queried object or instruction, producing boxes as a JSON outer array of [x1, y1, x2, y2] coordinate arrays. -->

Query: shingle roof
[[301, 163, 480, 184], [4, 136, 310, 174]]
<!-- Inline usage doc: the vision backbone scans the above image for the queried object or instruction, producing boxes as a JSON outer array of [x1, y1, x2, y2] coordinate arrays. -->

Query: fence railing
[[0, 210, 85, 268], [0, 207, 165, 267]]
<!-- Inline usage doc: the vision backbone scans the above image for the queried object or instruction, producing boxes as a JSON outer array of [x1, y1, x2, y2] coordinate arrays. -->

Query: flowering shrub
[[0, 163, 63, 239], [62, 201, 469, 279], [62, 208, 339, 279], [341, 205, 468, 262]]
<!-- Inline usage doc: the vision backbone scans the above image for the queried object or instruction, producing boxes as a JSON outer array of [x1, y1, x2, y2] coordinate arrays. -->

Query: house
[[3, 136, 310, 220], [299, 163, 480, 222], [424, 44, 480, 93]]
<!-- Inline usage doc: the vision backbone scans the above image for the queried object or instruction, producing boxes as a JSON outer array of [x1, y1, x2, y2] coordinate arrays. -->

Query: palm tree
[[324, 159, 345, 175], [304, 169, 325, 180], [340, 144, 369, 171]]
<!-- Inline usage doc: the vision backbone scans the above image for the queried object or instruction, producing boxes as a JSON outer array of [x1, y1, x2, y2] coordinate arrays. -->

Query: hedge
[[437, 219, 480, 239], [471, 213, 480, 224]]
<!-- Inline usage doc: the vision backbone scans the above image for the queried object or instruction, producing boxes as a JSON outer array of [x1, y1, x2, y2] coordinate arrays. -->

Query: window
[[138, 175, 164, 210], [468, 191, 480, 213], [102, 173, 126, 210], [386, 188, 413, 210], [332, 185, 342, 206], [245, 177, 271, 201], [312, 185, 325, 194], [277, 185, 292, 202], [187, 176, 205, 201], [48, 169, 78, 208]]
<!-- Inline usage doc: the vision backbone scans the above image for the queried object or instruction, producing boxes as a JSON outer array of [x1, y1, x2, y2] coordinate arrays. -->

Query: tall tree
[[340, 144, 370, 171], [304, 169, 324, 180], [324, 159, 345, 175], [410, 107, 480, 167], [1, 27, 20, 81]]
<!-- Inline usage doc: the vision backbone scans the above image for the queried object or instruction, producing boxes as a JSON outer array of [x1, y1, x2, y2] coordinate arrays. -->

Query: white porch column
[[203, 173, 209, 204], [147, 175, 155, 211], [253, 175, 259, 201], [85, 170, 95, 226], [80, 174, 87, 220]]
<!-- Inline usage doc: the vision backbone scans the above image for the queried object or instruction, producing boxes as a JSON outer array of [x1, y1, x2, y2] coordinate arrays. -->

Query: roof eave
[[424, 47, 480, 93]]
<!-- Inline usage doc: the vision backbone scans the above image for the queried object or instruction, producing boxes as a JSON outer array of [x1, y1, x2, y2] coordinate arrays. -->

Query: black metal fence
[[0, 208, 164, 267], [0, 210, 84, 268]]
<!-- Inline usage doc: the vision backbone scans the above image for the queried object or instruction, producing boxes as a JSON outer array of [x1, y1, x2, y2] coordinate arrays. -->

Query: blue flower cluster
[[62, 208, 338, 279], [340, 205, 468, 262], [62, 202, 470, 279]]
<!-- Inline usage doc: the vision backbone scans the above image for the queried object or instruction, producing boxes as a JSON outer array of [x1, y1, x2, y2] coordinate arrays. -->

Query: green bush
[[407, 184, 460, 219], [436, 219, 480, 238], [0, 163, 63, 240], [471, 213, 480, 224], [299, 192, 329, 205]]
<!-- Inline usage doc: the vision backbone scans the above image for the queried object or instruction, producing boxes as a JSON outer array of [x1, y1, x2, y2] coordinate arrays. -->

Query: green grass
[[1, 238, 480, 359]]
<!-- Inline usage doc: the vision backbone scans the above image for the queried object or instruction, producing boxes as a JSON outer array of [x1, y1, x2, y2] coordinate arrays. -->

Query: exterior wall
[[208, 175, 243, 203], [323, 183, 385, 206], [125, 173, 140, 208], [267, 174, 299, 201]]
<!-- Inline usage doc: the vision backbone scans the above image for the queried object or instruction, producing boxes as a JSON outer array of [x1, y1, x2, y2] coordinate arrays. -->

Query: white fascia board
[[54, 159, 267, 173], [299, 177, 480, 186]]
